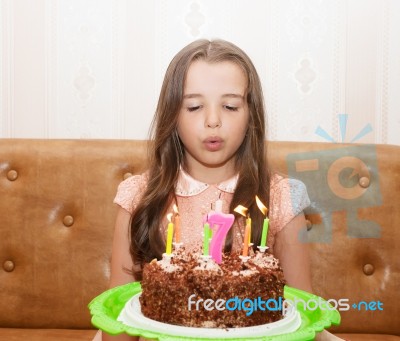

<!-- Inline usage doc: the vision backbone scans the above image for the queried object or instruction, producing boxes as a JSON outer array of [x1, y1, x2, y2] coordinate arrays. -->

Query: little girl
[[98, 39, 345, 341]]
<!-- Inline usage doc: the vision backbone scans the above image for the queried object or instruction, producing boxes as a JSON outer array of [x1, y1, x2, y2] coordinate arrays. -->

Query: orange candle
[[247, 216, 252, 245], [233, 205, 251, 257], [242, 216, 251, 257]]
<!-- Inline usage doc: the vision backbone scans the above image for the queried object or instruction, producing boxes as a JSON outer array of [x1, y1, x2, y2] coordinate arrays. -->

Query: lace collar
[[175, 167, 238, 197]]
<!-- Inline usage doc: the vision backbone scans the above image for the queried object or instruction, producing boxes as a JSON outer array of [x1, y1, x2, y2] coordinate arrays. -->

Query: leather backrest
[[0, 139, 148, 329], [268, 141, 400, 335], [0, 139, 398, 334]]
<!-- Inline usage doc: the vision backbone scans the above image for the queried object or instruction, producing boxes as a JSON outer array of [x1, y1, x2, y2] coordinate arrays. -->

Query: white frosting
[[240, 269, 258, 276], [200, 320, 217, 328], [194, 256, 221, 272], [250, 252, 279, 269], [232, 269, 258, 277], [159, 256, 182, 273]]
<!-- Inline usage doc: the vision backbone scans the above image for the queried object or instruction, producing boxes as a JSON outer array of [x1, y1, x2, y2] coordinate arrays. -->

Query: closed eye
[[187, 106, 201, 112], [224, 105, 238, 111]]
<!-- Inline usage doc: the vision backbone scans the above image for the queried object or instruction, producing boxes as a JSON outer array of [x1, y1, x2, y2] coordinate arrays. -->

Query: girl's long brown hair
[[130, 39, 270, 280]]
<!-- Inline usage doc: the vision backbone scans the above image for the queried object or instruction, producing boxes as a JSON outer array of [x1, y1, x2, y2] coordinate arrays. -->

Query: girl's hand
[[274, 216, 347, 341], [315, 330, 347, 340], [109, 207, 136, 288], [100, 207, 139, 341], [101, 331, 139, 341], [274, 213, 313, 292]]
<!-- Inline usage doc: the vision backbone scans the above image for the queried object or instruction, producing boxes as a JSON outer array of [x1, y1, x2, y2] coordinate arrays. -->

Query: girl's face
[[177, 60, 249, 179]]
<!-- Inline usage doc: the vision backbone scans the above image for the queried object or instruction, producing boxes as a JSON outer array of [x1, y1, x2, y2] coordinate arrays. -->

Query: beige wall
[[1, 0, 399, 144]]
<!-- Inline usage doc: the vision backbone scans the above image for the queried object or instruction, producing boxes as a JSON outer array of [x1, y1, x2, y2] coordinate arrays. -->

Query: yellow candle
[[166, 213, 174, 254]]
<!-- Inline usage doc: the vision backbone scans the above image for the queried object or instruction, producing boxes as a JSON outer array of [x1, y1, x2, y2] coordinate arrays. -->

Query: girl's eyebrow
[[183, 93, 244, 99], [183, 93, 203, 99], [222, 93, 244, 99]]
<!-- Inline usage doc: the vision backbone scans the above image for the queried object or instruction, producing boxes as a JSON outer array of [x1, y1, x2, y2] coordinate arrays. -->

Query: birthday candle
[[261, 217, 269, 247], [203, 222, 211, 256], [242, 217, 251, 257], [215, 199, 223, 212], [208, 212, 234, 263], [234, 205, 251, 257], [247, 216, 252, 245], [255, 196, 269, 247], [166, 213, 174, 255], [173, 204, 181, 243]]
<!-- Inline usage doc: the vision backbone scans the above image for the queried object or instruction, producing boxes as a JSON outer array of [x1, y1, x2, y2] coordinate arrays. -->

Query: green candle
[[260, 217, 269, 247], [203, 222, 211, 255]]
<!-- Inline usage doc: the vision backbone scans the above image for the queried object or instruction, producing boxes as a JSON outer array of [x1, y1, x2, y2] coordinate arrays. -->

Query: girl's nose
[[205, 107, 221, 128]]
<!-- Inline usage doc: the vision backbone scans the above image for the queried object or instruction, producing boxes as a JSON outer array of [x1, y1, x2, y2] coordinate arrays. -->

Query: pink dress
[[114, 168, 310, 254]]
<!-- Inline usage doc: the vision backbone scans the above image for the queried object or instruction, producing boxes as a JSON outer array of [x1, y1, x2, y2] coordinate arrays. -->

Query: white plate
[[118, 293, 302, 338]]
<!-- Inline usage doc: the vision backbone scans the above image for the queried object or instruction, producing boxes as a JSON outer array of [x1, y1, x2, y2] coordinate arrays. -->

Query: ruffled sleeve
[[113, 173, 148, 214], [268, 174, 310, 248]]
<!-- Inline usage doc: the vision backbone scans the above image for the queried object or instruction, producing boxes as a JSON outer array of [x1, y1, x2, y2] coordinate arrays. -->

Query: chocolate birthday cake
[[139, 250, 286, 328]]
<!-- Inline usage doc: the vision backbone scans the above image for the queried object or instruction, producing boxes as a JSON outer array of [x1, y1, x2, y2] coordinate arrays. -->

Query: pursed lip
[[203, 136, 224, 151]]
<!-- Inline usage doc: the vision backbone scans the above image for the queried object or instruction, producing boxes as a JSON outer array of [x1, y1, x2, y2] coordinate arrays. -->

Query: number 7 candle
[[208, 212, 234, 263]]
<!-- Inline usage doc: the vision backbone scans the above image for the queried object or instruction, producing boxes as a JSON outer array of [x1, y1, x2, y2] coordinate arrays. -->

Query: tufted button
[[359, 177, 370, 188], [123, 172, 133, 180], [3, 260, 15, 272], [305, 220, 312, 231], [63, 215, 74, 227], [7, 170, 18, 181], [363, 264, 374, 276]]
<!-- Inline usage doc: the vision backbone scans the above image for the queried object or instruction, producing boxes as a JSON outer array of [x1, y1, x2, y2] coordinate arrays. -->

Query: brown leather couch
[[0, 139, 399, 341]]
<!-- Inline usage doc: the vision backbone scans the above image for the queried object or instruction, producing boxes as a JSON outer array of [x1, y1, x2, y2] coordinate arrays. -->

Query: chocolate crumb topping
[[140, 250, 286, 328]]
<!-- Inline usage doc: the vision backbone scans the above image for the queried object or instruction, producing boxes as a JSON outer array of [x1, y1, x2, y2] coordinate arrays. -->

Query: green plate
[[88, 282, 340, 341]]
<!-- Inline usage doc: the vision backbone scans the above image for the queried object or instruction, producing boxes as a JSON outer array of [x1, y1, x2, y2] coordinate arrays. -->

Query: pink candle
[[208, 211, 234, 264]]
